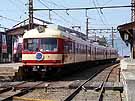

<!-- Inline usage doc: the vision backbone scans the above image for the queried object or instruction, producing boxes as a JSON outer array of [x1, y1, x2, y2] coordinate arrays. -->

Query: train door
[[110, 50, 113, 58], [90, 45, 92, 61], [104, 48, 107, 60], [89, 44, 91, 61], [110, 50, 112, 59], [72, 41, 75, 63], [95, 47, 97, 60], [86, 45, 87, 61], [75, 42, 78, 63], [63, 39, 73, 64], [91, 45, 96, 61], [91, 45, 94, 61], [106, 48, 108, 59], [102, 48, 104, 60]]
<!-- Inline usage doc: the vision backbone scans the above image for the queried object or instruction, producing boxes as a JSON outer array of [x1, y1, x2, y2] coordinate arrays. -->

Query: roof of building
[[117, 21, 135, 45], [6, 17, 51, 35]]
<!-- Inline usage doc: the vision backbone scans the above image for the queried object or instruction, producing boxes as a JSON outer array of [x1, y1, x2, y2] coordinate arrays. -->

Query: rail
[[1, 81, 44, 101], [0, 81, 26, 94], [97, 64, 119, 101], [64, 63, 120, 101]]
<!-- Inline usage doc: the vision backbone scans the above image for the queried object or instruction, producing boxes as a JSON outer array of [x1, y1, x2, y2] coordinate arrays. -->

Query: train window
[[28, 39, 32, 44], [24, 39, 38, 51], [72, 42, 75, 53], [64, 40, 72, 53], [40, 38, 57, 52], [24, 38, 57, 52]]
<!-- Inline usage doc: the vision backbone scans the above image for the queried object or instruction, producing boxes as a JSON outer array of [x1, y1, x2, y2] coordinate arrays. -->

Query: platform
[[0, 62, 22, 77], [120, 58, 135, 101], [0, 62, 22, 70]]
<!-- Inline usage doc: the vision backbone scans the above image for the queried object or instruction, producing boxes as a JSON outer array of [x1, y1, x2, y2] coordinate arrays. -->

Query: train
[[17, 24, 118, 79]]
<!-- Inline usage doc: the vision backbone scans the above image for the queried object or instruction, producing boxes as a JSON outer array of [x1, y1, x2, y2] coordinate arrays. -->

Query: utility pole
[[112, 27, 114, 48], [131, 0, 135, 58], [28, 0, 34, 30], [86, 17, 89, 39], [131, 0, 135, 22], [88, 28, 117, 45]]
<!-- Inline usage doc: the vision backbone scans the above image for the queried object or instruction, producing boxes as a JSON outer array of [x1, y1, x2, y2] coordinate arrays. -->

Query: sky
[[0, 0, 131, 56]]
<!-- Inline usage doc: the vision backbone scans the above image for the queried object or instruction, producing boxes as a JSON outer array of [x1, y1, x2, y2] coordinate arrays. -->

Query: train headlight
[[35, 52, 44, 61], [37, 26, 45, 33]]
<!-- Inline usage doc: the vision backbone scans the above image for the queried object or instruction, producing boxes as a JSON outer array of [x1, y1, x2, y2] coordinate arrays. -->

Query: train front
[[22, 26, 64, 72]]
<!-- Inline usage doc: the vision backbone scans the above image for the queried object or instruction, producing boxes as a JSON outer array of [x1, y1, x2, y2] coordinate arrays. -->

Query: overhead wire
[[88, 0, 121, 29], [45, 0, 63, 8], [92, 0, 120, 47], [102, 0, 113, 6], [37, 0, 74, 26], [33, 5, 132, 11], [17, 0, 26, 4], [0, 15, 20, 22], [94, 0, 110, 26], [92, 0, 107, 28], [45, 0, 82, 28]]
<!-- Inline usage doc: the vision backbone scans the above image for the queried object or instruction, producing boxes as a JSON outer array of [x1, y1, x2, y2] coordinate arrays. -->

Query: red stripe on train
[[22, 51, 63, 54], [22, 60, 62, 63]]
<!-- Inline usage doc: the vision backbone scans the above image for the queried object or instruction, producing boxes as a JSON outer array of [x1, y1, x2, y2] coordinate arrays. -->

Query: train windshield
[[40, 38, 57, 52], [24, 38, 58, 52]]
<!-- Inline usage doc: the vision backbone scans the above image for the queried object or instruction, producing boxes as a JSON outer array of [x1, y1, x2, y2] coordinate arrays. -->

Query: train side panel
[[22, 26, 118, 68]]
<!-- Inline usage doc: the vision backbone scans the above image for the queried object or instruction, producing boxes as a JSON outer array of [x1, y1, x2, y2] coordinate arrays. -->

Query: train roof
[[23, 25, 88, 44], [23, 24, 117, 51], [23, 24, 87, 39], [23, 26, 63, 39]]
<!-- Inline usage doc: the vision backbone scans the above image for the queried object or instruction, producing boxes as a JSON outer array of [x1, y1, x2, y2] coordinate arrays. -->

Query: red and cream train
[[21, 25, 118, 76]]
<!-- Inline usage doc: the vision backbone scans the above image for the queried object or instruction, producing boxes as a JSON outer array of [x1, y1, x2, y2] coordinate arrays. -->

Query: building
[[6, 18, 51, 62], [117, 22, 135, 58], [0, 31, 11, 63]]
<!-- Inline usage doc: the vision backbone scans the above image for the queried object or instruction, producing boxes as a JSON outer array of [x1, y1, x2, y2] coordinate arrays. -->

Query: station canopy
[[117, 22, 135, 46]]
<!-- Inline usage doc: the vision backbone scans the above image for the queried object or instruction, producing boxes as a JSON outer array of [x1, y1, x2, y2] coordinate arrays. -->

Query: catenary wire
[[94, 0, 110, 26], [44, 0, 83, 29], [37, 0, 74, 26], [92, 0, 107, 28], [33, 5, 132, 11]]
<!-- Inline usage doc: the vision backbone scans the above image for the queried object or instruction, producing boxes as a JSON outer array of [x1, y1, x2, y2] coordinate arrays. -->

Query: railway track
[[0, 63, 123, 101], [0, 81, 45, 101], [64, 63, 122, 101]]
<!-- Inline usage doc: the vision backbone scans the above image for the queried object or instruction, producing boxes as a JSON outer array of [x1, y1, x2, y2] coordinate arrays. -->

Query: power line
[[45, 0, 82, 26], [33, 5, 133, 11], [92, 0, 107, 28], [37, 0, 74, 26], [17, 0, 26, 4], [0, 15, 20, 22], [102, 0, 113, 6], [94, 0, 110, 26], [45, 0, 63, 8]]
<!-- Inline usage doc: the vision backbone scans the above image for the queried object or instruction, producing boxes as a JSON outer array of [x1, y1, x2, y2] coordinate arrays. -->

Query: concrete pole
[[131, 0, 135, 58], [112, 27, 114, 48], [86, 17, 89, 39], [131, 0, 135, 22], [28, 0, 34, 30]]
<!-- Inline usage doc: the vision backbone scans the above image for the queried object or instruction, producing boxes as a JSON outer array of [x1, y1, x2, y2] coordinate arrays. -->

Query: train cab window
[[24, 38, 57, 52], [24, 39, 39, 51], [40, 38, 58, 52]]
